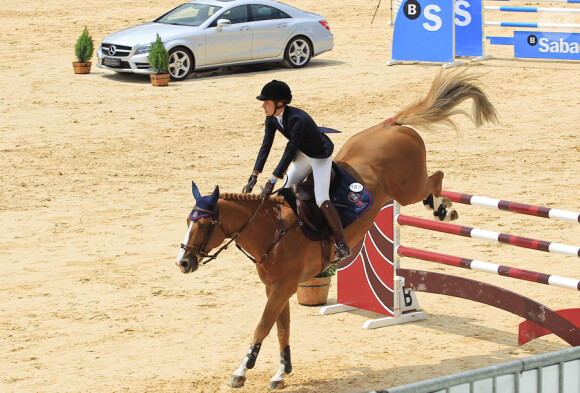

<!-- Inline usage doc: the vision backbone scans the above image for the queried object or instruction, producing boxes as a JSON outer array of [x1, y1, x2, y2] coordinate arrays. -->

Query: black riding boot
[[320, 200, 352, 260]]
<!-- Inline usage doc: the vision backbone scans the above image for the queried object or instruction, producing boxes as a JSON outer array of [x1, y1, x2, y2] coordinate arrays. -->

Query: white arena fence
[[370, 346, 580, 393]]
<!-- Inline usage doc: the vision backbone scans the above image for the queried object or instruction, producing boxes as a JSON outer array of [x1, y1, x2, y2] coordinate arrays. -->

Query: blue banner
[[391, 0, 455, 63], [454, 0, 483, 57], [514, 31, 580, 60]]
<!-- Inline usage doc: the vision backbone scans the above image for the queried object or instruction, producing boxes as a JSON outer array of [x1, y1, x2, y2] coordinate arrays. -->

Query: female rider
[[242, 80, 351, 261]]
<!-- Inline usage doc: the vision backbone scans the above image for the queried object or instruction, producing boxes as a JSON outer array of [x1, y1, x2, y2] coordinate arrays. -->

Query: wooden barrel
[[150, 73, 170, 86], [72, 62, 92, 74], [296, 276, 331, 306]]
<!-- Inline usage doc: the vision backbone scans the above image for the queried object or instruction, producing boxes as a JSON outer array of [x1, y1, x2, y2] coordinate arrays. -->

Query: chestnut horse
[[176, 70, 499, 389]]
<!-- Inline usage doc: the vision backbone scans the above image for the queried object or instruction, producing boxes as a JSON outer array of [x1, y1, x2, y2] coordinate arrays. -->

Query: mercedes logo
[[108, 45, 116, 56]]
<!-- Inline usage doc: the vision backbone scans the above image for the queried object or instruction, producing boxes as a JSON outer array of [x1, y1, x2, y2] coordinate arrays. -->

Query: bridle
[[180, 199, 269, 266], [180, 195, 297, 266]]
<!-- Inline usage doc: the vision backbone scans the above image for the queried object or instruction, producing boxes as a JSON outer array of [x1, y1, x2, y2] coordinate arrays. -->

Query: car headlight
[[135, 44, 152, 55]]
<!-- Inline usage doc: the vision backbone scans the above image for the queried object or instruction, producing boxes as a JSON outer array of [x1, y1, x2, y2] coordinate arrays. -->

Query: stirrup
[[335, 243, 352, 260]]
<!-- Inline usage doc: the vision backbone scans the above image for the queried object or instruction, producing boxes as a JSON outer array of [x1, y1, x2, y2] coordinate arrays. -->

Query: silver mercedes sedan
[[96, 0, 334, 81]]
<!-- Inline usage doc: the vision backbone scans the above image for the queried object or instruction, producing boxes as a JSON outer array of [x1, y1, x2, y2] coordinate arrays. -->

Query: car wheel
[[283, 36, 312, 68], [168, 47, 193, 81]]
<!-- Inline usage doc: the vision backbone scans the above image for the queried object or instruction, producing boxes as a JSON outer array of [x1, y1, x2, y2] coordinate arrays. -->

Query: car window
[[220, 5, 250, 24], [156, 3, 222, 27], [250, 5, 290, 21]]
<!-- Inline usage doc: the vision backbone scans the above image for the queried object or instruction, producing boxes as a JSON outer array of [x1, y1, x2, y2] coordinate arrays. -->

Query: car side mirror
[[216, 19, 231, 31]]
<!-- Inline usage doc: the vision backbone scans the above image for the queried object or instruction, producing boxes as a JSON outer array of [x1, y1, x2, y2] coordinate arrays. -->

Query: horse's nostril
[[177, 256, 198, 274]]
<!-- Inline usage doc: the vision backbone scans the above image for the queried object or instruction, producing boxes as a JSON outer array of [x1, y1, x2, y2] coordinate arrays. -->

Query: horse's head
[[176, 181, 224, 274]]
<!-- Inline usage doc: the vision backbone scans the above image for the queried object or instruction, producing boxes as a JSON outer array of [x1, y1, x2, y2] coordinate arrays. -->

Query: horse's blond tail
[[394, 69, 500, 132]]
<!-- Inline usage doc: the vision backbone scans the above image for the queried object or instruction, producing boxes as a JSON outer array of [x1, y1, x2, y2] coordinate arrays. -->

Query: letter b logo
[[404, 0, 421, 20]]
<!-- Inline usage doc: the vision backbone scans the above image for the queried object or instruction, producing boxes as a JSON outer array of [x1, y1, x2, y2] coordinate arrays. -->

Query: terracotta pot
[[150, 73, 170, 86], [296, 276, 331, 306], [72, 61, 92, 74]]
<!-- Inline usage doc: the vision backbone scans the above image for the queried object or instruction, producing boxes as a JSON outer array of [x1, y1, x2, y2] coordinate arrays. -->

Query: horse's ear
[[209, 185, 220, 204], [191, 181, 203, 201]]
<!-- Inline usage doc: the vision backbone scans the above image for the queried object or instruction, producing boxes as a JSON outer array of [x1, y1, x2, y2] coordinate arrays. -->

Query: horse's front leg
[[231, 282, 295, 389], [269, 300, 291, 389]]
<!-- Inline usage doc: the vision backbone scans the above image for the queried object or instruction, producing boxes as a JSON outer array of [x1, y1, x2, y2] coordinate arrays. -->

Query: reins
[[235, 202, 299, 265]]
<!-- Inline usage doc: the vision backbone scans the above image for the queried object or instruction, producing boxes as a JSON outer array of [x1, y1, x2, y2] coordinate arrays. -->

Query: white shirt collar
[[275, 109, 285, 125]]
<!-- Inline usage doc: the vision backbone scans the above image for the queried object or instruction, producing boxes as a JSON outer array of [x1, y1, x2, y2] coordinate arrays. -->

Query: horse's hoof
[[270, 380, 285, 389], [230, 375, 246, 388], [442, 197, 453, 209], [446, 209, 459, 221]]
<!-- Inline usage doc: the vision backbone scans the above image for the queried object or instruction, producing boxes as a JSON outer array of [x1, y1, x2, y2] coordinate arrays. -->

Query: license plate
[[103, 57, 120, 67]]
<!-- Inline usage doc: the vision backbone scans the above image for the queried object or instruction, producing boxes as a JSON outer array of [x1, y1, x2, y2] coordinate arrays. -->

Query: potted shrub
[[296, 264, 337, 306], [73, 26, 94, 74], [148, 33, 170, 86]]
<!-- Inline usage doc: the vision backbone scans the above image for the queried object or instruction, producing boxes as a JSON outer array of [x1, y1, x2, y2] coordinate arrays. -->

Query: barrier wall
[[388, 0, 465, 66], [388, 0, 580, 64], [322, 192, 580, 346], [322, 201, 427, 329]]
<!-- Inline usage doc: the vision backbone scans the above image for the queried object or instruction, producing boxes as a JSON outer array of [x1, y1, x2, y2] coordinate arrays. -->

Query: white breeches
[[284, 151, 332, 207]]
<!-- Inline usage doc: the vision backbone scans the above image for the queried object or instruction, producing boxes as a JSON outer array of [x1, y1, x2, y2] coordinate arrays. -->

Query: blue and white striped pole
[[485, 5, 580, 13], [485, 21, 580, 28]]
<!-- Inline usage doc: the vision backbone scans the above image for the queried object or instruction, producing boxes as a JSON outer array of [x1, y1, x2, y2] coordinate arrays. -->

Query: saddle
[[291, 168, 337, 232], [279, 163, 373, 272]]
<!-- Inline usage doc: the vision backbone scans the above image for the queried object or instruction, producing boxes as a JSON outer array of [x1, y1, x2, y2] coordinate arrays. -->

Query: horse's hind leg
[[425, 170, 444, 198], [422, 171, 458, 221]]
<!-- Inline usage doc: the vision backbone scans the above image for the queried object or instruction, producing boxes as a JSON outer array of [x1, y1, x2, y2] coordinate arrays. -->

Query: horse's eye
[[197, 222, 209, 230]]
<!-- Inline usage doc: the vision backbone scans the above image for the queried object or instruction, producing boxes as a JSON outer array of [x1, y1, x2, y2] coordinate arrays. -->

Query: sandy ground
[[1, 0, 579, 392]]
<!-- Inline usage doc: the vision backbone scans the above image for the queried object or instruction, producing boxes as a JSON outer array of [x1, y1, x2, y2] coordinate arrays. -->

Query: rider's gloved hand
[[261, 178, 276, 200], [242, 173, 258, 193]]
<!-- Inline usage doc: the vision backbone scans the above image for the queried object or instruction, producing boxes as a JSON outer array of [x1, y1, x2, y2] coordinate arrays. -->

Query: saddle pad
[[300, 165, 373, 241]]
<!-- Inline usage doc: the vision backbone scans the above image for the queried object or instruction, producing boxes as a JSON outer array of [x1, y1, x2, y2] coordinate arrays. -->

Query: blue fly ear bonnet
[[189, 181, 220, 222]]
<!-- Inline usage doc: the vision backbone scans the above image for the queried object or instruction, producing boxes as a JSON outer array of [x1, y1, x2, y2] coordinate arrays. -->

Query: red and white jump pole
[[397, 214, 580, 258], [441, 190, 580, 223], [397, 245, 580, 291]]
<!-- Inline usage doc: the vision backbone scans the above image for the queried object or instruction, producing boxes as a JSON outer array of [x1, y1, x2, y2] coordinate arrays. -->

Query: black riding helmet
[[256, 80, 292, 104]]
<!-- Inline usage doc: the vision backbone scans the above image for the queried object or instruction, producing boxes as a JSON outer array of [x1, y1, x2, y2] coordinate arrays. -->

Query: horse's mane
[[220, 193, 286, 204]]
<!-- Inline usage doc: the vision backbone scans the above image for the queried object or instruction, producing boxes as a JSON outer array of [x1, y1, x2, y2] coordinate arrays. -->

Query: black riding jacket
[[252, 106, 334, 178]]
